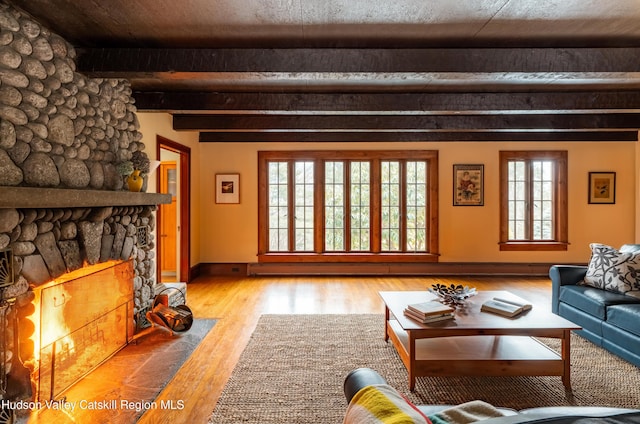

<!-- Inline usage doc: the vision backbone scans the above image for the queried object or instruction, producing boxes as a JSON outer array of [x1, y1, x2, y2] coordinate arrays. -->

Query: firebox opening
[[24, 260, 135, 402]]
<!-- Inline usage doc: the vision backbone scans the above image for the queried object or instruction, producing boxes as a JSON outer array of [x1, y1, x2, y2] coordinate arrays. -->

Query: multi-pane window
[[259, 151, 439, 262], [499, 151, 568, 251]]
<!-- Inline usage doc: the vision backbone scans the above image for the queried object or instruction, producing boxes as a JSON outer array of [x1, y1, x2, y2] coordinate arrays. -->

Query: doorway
[[157, 136, 191, 283], [159, 160, 178, 280]]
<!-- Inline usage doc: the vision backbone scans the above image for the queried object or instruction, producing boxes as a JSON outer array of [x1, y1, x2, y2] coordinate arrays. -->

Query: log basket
[[146, 287, 193, 334]]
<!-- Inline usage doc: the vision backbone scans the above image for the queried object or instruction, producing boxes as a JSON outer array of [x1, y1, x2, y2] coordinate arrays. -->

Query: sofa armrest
[[549, 265, 587, 314], [343, 368, 387, 403]]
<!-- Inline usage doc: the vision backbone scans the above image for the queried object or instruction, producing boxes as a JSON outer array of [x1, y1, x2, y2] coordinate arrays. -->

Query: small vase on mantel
[[127, 170, 144, 192]]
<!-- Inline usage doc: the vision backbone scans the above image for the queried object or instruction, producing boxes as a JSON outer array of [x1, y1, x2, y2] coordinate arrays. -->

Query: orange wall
[[139, 112, 639, 266]]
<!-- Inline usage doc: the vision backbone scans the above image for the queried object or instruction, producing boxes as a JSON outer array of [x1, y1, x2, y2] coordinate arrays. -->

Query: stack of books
[[480, 296, 532, 318], [404, 301, 455, 323]]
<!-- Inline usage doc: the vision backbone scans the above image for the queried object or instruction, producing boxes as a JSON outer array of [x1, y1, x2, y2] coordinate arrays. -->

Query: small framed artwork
[[453, 164, 484, 206], [588, 172, 616, 204], [215, 173, 240, 204]]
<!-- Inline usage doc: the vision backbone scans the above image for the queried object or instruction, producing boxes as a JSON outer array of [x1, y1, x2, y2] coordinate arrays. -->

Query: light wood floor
[[138, 274, 552, 423]]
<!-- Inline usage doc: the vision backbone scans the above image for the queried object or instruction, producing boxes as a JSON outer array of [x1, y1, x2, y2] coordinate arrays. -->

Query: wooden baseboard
[[194, 262, 581, 277], [193, 263, 248, 277]]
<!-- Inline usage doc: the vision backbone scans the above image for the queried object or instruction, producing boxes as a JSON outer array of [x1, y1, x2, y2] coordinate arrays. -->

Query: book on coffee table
[[403, 308, 454, 324], [481, 297, 532, 317], [406, 301, 454, 317]]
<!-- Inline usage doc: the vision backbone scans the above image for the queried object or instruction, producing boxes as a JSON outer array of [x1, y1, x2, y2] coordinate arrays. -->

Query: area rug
[[208, 314, 640, 424], [20, 318, 216, 424]]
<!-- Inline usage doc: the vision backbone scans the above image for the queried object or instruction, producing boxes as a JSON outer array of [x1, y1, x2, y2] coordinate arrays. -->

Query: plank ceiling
[[9, 0, 640, 142]]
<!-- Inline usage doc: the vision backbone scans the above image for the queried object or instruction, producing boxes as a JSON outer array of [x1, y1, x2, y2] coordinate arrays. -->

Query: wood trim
[[499, 242, 569, 251], [80, 47, 640, 74], [198, 131, 638, 143], [427, 153, 439, 254], [314, 159, 324, 253], [199, 261, 573, 276], [196, 263, 248, 276], [257, 253, 439, 263], [157, 136, 192, 283], [134, 91, 640, 113], [175, 113, 640, 131], [257, 153, 268, 255]]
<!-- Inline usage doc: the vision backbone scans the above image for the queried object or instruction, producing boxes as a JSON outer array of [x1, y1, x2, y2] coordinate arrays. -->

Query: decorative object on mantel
[[131, 151, 151, 175], [429, 283, 477, 306], [127, 169, 144, 192], [116, 160, 134, 178]]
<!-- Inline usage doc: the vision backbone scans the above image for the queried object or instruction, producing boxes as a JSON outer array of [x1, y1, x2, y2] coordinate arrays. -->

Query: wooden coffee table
[[379, 290, 581, 390]]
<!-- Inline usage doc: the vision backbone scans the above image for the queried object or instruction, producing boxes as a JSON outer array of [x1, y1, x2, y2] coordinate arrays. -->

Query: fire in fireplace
[[23, 260, 134, 402]]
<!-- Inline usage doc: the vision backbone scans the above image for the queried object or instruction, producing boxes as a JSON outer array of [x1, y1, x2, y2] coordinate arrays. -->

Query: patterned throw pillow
[[583, 243, 640, 297]]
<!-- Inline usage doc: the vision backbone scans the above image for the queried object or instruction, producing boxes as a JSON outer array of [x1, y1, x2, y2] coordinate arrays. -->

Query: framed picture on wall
[[215, 173, 240, 204], [453, 164, 484, 206], [588, 172, 616, 204]]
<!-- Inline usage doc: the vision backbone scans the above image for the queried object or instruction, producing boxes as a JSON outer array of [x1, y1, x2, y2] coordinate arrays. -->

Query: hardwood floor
[[138, 274, 552, 423]]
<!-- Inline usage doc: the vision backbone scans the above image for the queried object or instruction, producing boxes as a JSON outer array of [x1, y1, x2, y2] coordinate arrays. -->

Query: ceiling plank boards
[[10, 1, 640, 142]]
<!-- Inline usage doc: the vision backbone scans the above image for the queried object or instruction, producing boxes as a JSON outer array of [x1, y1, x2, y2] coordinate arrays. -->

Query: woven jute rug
[[208, 314, 640, 424]]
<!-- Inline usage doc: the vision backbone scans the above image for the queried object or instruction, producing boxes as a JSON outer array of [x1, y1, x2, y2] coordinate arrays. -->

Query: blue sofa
[[550, 244, 640, 368]]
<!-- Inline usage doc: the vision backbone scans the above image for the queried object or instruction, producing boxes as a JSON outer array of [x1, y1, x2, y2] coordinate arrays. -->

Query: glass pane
[[405, 161, 427, 252], [350, 162, 370, 251], [294, 161, 314, 252], [324, 162, 342, 245], [506, 157, 557, 242], [268, 162, 288, 251], [381, 161, 400, 252]]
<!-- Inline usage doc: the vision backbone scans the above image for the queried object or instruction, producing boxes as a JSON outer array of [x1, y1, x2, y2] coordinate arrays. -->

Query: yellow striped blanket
[[344, 384, 505, 424]]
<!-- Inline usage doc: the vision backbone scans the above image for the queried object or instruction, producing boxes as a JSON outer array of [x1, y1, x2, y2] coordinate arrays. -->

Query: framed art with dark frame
[[215, 173, 240, 204], [453, 164, 484, 206], [588, 171, 616, 204]]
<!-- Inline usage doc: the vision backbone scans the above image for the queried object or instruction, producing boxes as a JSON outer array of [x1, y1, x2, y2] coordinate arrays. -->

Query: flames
[[23, 261, 121, 375], [27, 284, 74, 368]]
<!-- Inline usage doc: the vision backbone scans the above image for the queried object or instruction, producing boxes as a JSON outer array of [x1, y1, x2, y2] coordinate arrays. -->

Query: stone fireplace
[[0, 1, 171, 410], [0, 189, 169, 406]]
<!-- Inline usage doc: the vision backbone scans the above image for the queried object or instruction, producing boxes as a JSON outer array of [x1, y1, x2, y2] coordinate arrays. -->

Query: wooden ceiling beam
[[78, 47, 640, 73], [134, 91, 640, 113], [198, 131, 638, 143], [173, 113, 640, 131]]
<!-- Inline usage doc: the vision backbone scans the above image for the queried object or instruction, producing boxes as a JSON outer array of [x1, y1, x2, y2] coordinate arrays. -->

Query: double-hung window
[[499, 151, 568, 251], [258, 151, 439, 262]]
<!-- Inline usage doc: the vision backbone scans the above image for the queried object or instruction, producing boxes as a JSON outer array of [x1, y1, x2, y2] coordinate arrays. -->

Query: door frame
[[156, 136, 191, 283]]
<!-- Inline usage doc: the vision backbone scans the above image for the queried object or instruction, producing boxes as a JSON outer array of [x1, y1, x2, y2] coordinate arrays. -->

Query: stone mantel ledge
[[0, 186, 171, 209]]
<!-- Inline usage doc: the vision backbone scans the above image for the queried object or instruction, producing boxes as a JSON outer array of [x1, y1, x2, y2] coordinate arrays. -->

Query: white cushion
[[583, 243, 640, 297]]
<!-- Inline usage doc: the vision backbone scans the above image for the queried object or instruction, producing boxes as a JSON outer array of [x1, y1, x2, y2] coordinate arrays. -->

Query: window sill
[[257, 252, 439, 263], [499, 241, 569, 251]]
